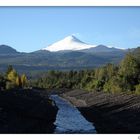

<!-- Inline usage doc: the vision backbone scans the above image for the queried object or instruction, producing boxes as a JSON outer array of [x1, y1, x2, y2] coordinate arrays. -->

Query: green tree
[[103, 76, 123, 93], [135, 84, 140, 94], [119, 53, 140, 91], [0, 74, 6, 90], [132, 47, 140, 61], [105, 63, 118, 81], [95, 67, 106, 81]]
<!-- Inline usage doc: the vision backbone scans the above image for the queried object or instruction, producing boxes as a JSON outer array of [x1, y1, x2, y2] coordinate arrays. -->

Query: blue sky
[[0, 7, 140, 52]]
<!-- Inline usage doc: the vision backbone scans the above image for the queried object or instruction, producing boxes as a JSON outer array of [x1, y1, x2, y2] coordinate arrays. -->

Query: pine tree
[[6, 65, 14, 76], [7, 69, 18, 83], [21, 74, 27, 88], [0, 74, 6, 90], [16, 76, 22, 87]]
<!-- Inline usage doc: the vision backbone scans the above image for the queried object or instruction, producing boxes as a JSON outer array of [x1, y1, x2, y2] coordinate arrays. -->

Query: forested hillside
[[0, 44, 127, 74], [1, 46, 140, 94], [31, 51, 140, 94]]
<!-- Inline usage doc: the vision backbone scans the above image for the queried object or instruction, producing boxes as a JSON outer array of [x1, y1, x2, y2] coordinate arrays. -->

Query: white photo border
[[0, 0, 140, 6], [0, 0, 140, 140]]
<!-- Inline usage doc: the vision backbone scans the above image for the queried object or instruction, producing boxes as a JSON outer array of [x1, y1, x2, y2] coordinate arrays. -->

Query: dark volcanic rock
[[61, 89, 140, 134], [0, 89, 58, 134]]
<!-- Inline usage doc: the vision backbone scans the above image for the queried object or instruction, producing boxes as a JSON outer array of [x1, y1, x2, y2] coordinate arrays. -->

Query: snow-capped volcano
[[42, 35, 96, 52], [42, 35, 125, 52]]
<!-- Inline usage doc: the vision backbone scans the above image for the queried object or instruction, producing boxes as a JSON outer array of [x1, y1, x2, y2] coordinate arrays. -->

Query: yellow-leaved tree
[[21, 74, 27, 88], [6, 69, 19, 89]]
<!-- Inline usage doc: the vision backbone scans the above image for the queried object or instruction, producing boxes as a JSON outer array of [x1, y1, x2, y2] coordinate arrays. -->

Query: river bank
[[0, 89, 58, 133], [61, 89, 140, 134]]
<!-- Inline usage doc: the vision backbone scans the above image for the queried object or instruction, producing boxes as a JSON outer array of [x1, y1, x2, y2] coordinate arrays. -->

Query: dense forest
[[30, 48, 140, 94], [1, 47, 140, 94]]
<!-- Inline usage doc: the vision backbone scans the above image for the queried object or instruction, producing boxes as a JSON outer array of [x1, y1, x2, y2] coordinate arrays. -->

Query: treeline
[[31, 52, 140, 94], [0, 65, 28, 90]]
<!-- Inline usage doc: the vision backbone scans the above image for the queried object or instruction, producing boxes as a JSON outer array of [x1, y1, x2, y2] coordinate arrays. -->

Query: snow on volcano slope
[[42, 35, 96, 52]]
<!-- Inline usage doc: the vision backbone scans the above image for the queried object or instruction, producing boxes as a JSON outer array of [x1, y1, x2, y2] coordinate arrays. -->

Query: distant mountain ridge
[[0, 36, 135, 74], [81, 45, 126, 53], [0, 45, 19, 54]]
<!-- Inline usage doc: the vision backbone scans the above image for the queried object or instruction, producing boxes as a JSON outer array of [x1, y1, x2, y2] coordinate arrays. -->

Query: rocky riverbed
[[61, 89, 140, 134]]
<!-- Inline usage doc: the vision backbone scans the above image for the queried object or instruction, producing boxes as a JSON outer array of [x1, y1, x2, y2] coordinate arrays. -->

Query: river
[[50, 95, 96, 134]]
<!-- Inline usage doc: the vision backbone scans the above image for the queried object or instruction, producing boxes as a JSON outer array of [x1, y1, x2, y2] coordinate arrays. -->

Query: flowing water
[[50, 95, 96, 134]]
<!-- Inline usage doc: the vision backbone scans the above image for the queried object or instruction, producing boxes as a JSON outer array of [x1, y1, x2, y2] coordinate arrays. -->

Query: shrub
[[135, 84, 140, 94], [103, 77, 123, 94], [6, 82, 16, 90]]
